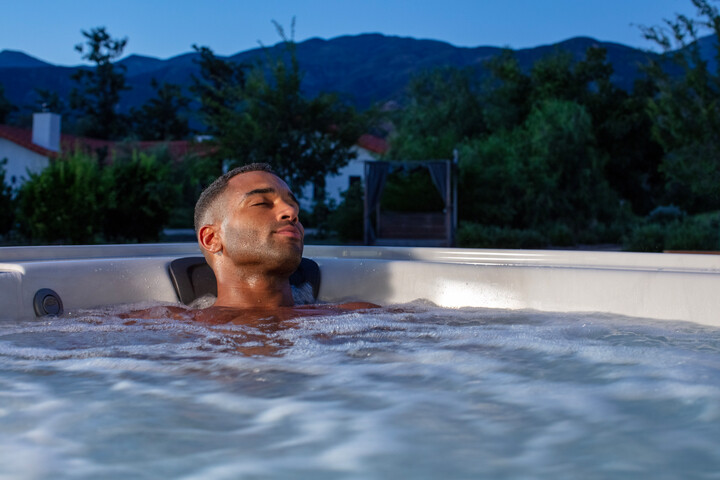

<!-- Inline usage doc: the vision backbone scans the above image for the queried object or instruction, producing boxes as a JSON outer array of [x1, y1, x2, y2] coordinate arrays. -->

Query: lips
[[274, 225, 303, 240]]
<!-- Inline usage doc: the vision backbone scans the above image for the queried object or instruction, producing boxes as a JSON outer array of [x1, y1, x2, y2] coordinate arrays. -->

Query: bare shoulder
[[293, 301, 381, 314], [333, 301, 382, 311], [120, 305, 192, 320]]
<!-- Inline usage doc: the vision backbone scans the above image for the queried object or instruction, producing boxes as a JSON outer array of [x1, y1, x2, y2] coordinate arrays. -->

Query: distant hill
[[0, 33, 710, 115], [0, 50, 53, 68]]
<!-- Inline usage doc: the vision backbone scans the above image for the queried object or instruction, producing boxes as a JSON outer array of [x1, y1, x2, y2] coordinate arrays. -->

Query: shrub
[[168, 152, 223, 229], [0, 158, 14, 236], [547, 223, 574, 246], [623, 222, 667, 252], [15, 149, 179, 244], [102, 150, 178, 243], [647, 204, 685, 223], [380, 167, 445, 212], [457, 222, 547, 249], [622, 212, 720, 252], [16, 152, 104, 244], [665, 214, 720, 251], [327, 181, 364, 242]]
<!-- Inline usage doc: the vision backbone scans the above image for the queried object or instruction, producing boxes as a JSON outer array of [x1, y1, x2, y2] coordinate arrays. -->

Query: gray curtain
[[364, 161, 390, 243], [366, 161, 390, 211], [427, 161, 449, 206]]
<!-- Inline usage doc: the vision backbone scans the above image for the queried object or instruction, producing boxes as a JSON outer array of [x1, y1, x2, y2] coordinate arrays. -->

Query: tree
[[387, 66, 486, 160], [33, 88, 67, 116], [0, 158, 14, 235], [131, 79, 191, 140], [640, 0, 720, 212], [190, 45, 247, 138], [70, 27, 130, 140], [15, 149, 178, 244], [459, 99, 620, 242], [236, 36, 363, 197], [0, 83, 16, 124], [478, 45, 662, 216], [16, 152, 104, 244], [101, 149, 178, 242], [193, 22, 364, 204], [482, 50, 533, 132]]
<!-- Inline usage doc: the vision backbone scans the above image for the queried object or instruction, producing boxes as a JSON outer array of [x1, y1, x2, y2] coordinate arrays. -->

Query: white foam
[[0, 305, 719, 478]]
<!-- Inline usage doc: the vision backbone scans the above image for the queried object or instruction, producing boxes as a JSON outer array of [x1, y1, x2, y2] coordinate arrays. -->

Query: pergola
[[363, 159, 456, 246]]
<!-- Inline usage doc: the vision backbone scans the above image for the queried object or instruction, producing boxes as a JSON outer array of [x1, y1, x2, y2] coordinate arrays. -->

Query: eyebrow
[[243, 188, 299, 206]]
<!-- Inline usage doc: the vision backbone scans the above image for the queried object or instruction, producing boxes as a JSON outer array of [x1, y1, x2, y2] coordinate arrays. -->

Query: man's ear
[[198, 224, 222, 254]]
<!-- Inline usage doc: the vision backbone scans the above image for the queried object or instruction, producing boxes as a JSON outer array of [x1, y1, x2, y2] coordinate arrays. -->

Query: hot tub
[[1, 244, 719, 326], [1, 244, 719, 478]]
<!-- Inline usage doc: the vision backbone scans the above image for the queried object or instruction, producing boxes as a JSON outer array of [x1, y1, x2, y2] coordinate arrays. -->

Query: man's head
[[194, 163, 277, 233], [194, 163, 304, 276]]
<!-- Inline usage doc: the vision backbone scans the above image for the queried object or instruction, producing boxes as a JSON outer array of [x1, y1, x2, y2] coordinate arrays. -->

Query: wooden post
[[445, 159, 453, 247], [363, 163, 370, 245]]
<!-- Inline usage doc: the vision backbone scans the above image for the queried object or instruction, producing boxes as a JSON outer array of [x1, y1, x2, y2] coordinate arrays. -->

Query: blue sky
[[0, 0, 707, 66]]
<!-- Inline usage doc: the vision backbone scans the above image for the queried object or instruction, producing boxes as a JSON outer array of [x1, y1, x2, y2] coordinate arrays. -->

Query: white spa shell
[[1, 244, 720, 327]]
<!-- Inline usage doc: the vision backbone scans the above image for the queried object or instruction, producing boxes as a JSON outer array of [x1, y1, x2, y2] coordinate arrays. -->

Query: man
[[194, 162, 304, 308], [193, 163, 376, 319]]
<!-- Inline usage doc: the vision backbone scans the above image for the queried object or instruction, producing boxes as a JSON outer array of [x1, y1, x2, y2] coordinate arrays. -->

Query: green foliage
[[460, 99, 619, 241], [457, 222, 547, 249], [380, 168, 445, 212], [192, 23, 364, 205], [623, 223, 668, 252], [387, 67, 485, 160], [482, 51, 533, 131], [33, 88, 67, 116], [70, 27, 130, 140], [101, 150, 178, 242], [0, 83, 16, 123], [623, 210, 720, 252], [131, 79, 191, 140], [388, 42, 661, 245], [327, 181, 364, 242], [167, 151, 223, 228], [190, 44, 248, 137], [0, 158, 15, 235], [15, 150, 178, 244], [665, 215, 720, 250], [641, 0, 720, 212], [17, 152, 104, 244]]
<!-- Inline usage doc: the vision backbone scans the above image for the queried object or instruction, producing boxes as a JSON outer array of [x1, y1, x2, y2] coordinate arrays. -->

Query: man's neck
[[213, 270, 294, 308]]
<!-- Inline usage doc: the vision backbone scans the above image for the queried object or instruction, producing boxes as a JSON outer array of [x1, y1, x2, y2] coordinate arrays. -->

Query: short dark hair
[[194, 162, 276, 232]]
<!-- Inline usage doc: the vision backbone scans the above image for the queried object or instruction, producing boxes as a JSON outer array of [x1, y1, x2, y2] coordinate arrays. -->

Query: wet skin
[[124, 170, 379, 354], [199, 171, 306, 308], [122, 302, 379, 356], [196, 170, 379, 311]]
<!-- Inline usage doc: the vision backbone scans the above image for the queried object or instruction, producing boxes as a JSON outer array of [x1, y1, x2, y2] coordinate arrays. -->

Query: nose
[[277, 199, 299, 223]]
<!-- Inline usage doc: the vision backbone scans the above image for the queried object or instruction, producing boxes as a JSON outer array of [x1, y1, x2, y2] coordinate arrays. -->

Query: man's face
[[217, 171, 304, 274]]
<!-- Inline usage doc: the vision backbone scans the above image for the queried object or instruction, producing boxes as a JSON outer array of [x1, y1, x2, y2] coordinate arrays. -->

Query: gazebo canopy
[[363, 160, 455, 246]]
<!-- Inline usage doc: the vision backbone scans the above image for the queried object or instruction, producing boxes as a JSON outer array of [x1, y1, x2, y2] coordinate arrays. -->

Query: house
[[0, 113, 60, 188], [0, 113, 204, 190], [298, 133, 388, 210], [1, 113, 389, 210]]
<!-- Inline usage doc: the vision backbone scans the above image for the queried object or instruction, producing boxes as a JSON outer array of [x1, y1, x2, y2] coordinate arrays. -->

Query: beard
[[222, 221, 303, 276]]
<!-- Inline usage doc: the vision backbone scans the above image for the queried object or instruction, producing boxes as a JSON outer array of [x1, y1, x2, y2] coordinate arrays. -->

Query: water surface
[[1, 304, 719, 479]]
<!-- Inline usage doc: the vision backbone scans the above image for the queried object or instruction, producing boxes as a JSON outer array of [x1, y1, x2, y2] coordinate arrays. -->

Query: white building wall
[[0, 138, 50, 189], [299, 146, 377, 211]]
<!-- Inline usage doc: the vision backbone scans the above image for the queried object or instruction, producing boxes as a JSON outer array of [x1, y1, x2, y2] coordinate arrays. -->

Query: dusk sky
[[0, 0, 709, 66]]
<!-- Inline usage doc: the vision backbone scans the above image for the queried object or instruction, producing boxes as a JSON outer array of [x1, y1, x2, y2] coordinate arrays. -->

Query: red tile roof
[[0, 124, 202, 162], [0, 124, 59, 158], [357, 133, 388, 154], [1, 123, 387, 160]]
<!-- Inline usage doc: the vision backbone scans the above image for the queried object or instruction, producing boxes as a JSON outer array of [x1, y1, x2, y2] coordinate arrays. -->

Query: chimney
[[32, 112, 61, 152]]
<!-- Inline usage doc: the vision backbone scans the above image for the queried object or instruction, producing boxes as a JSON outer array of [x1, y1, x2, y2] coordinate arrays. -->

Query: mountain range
[[0, 33, 716, 115]]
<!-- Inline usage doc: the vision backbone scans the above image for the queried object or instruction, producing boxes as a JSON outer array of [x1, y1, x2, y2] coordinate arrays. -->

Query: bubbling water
[[0, 303, 719, 479]]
